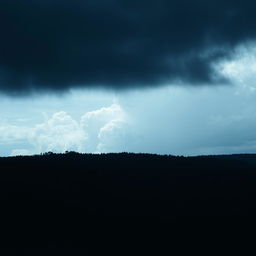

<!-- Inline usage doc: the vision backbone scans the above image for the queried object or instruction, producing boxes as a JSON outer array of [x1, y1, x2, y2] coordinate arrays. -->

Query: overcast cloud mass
[[1, 0, 256, 93]]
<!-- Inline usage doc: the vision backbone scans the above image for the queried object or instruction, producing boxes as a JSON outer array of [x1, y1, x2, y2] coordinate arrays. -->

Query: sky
[[1, 0, 256, 156]]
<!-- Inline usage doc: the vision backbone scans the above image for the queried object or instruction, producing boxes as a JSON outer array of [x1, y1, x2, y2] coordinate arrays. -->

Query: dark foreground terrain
[[0, 152, 256, 254]]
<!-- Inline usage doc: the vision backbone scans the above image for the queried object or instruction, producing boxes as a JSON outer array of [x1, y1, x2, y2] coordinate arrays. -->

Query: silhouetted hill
[[0, 152, 255, 254]]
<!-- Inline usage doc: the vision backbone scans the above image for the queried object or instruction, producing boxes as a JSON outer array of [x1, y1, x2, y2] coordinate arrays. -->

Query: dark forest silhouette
[[0, 152, 255, 253]]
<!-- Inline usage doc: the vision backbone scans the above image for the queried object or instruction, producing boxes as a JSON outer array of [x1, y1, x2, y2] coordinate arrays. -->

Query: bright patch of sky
[[1, 44, 256, 156]]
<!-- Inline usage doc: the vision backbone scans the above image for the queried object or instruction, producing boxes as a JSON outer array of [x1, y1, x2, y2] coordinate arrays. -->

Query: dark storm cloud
[[0, 0, 255, 93]]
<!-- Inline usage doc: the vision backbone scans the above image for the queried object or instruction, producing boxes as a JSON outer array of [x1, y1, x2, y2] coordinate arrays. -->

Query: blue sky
[[1, 44, 256, 156]]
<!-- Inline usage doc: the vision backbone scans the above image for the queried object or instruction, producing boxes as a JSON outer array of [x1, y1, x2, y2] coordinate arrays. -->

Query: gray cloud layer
[[0, 0, 256, 93]]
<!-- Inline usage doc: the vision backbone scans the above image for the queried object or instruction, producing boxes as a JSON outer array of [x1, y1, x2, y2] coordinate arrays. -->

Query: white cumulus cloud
[[29, 111, 88, 154], [0, 103, 128, 156], [81, 104, 128, 153]]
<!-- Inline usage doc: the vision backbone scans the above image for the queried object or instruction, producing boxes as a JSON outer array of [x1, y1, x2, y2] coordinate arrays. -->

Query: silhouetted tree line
[[0, 152, 255, 253]]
